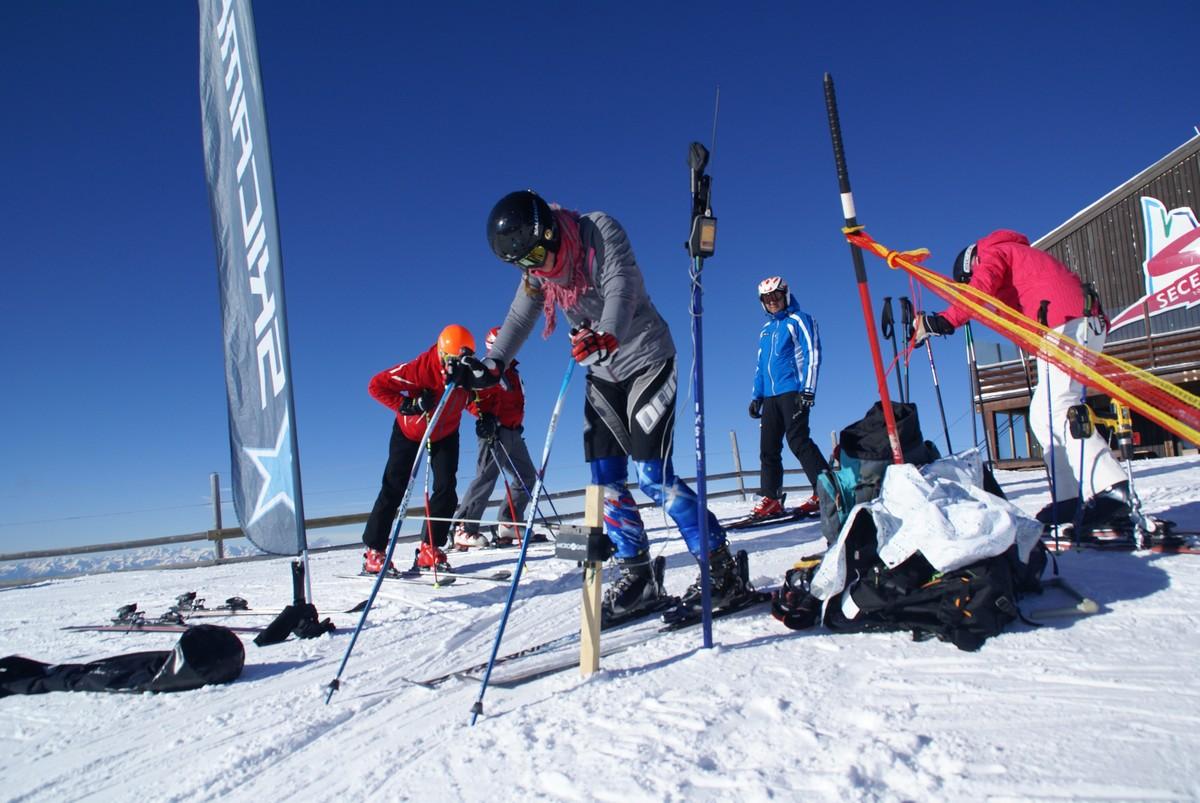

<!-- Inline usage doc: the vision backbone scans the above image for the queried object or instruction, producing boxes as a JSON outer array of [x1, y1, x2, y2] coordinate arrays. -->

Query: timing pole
[[823, 73, 904, 465]]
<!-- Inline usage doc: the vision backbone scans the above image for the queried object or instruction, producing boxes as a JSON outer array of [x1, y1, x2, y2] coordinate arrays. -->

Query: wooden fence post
[[729, 430, 747, 502], [210, 472, 225, 561]]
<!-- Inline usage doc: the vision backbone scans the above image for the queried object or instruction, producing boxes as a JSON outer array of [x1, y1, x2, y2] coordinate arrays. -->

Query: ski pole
[[899, 297, 915, 405], [963, 322, 983, 455], [925, 340, 952, 453], [687, 138, 718, 648], [880, 297, 904, 403], [1017, 351, 1046, 475], [326, 381, 458, 703], [494, 434, 565, 530], [484, 437, 524, 541], [471, 357, 575, 725], [824, 73, 904, 465], [913, 304, 952, 453], [496, 452, 520, 537], [1037, 300, 1062, 543]]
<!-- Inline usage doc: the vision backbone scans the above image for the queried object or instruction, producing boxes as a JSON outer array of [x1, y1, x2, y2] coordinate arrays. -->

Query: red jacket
[[368, 345, 469, 442], [469, 361, 525, 428], [941, 230, 1084, 329]]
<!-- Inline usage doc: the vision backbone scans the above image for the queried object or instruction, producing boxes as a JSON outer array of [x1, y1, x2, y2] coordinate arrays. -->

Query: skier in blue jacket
[[748, 276, 830, 520]]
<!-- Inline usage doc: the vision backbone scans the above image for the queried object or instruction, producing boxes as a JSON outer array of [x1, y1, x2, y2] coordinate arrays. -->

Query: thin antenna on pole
[[709, 86, 721, 169]]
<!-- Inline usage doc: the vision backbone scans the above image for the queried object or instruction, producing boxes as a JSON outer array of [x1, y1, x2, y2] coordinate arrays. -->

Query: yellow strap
[[847, 231, 1200, 445]]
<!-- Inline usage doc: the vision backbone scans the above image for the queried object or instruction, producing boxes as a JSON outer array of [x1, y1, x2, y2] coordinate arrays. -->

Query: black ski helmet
[[486, 190, 560, 263], [952, 243, 978, 283]]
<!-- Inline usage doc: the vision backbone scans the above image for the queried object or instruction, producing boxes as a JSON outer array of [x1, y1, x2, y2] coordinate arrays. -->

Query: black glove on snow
[[398, 389, 435, 416], [475, 413, 499, 440], [748, 398, 763, 419]]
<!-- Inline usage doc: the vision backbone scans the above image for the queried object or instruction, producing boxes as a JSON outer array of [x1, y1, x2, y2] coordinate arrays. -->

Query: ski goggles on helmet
[[516, 243, 549, 269], [759, 289, 786, 304]]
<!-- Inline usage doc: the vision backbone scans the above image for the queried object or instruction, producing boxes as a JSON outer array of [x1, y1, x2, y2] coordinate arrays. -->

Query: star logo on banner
[[243, 410, 296, 527]]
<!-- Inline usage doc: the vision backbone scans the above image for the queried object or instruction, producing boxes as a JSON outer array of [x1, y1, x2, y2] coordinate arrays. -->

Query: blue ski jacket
[[752, 294, 821, 398]]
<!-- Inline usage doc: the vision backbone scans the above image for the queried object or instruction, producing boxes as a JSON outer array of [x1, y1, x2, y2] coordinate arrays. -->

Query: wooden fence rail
[[0, 469, 811, 578]]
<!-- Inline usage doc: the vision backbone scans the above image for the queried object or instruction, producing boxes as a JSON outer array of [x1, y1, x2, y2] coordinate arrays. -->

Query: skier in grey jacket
[[476, 189, 750, 622]]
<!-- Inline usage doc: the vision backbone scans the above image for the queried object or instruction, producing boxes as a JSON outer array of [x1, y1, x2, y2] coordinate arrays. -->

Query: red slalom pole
[[497, 451, 520, 541], [422, 432, 444, 586], [823, 73, 904, 465]]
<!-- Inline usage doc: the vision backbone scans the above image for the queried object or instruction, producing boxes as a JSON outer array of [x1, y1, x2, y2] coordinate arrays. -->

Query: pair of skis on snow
[[344, 565, 514, 588], [409, 589, 772, 689], [62, 601, 269, 634], [408, 550, 772, 689], [1041, 518, 1200, 555], [722, 506, 819, 531]]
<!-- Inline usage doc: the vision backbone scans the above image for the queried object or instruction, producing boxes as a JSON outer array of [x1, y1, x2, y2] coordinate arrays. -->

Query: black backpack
[[774, 511, 1041, 651], [816, 402, 941, 545]]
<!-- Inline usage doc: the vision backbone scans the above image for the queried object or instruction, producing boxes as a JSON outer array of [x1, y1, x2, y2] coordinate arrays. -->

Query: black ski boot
[[662, 546, 768, 629], [602, 553, 671, 627], [680, 544, 753, 611], [1035, 497, 1081, 526], [1078, 481, 1136, 542]]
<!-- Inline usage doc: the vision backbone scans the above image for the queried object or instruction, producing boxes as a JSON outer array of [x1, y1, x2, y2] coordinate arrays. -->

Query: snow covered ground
[[3, 456, 1200, 802]]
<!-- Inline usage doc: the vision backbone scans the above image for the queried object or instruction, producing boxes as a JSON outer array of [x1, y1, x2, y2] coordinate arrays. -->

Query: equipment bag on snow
[[0, 624, 245, 696], [777, 512, 1033, 651], [823, 513, 1023, 651], [817, 401, 941, 544], [778, 454, 1046, 649]]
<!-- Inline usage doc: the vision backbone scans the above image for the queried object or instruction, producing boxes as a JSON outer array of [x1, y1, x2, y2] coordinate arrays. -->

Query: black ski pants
[[362, 422, 459, 551], [759, 391, 830, 500]]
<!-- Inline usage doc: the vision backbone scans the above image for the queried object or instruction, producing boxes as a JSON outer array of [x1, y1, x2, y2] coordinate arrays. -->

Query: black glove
[[749, 398, 763, 419], [475, 413, 499, 440], [798, 391, 815, 410], [454, 355, 504, 389], [398, 389, 435, 416], [912, 312, 955, 347]]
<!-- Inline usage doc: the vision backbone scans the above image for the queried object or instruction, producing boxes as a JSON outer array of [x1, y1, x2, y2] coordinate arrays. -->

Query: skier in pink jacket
[[913, 230, 1129, 533]]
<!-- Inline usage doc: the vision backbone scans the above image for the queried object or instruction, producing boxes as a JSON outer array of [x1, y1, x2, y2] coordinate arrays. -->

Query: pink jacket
[[941, 230, 1084, 329]]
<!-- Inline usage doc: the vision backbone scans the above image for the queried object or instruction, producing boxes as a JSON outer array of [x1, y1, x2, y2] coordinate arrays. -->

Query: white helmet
[[485, 326, 500, 352], [757, 276, 788, 311]]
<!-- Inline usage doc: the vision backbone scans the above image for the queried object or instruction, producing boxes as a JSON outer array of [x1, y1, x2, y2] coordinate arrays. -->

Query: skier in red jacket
[[913, 230, 1129, 532], [361, 324, 494, 575]]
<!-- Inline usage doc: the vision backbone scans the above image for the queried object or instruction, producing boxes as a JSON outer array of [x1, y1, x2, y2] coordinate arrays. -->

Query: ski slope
[[2, 457, 1200, 801]]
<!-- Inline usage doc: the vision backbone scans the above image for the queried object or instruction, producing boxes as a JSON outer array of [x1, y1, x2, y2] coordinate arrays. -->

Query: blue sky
[[3, 1, 1198, 552]]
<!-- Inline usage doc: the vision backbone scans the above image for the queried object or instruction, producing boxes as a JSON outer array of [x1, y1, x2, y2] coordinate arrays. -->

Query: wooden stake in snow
[[578, 486, 605, 676]]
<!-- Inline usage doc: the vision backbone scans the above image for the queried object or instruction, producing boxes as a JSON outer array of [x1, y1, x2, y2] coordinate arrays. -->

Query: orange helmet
[[437, 324, 476, 360]]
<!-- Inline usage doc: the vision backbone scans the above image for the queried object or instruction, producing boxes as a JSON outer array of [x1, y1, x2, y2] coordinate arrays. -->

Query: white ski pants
[[1029, 316, 1127, 502]]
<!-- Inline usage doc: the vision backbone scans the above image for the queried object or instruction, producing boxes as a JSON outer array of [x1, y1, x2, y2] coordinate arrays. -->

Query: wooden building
[[973, 135, 1200, 468]]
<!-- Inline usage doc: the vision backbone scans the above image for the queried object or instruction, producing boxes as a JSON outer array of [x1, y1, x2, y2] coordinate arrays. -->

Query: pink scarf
[[531, 208, 589, 337]]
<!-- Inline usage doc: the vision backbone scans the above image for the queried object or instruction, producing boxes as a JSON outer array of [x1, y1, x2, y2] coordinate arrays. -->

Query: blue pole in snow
[[470, 358, 575, 724], [325, 381, 458, 703], [687, 140, 718, 648], [690, 254, 714, 648]]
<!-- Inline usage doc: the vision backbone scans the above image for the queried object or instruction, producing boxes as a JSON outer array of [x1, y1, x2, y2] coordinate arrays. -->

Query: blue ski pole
[[325, 382, 457, 704], [687, 140, 717, 648], [471, 358, 575, 724]]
